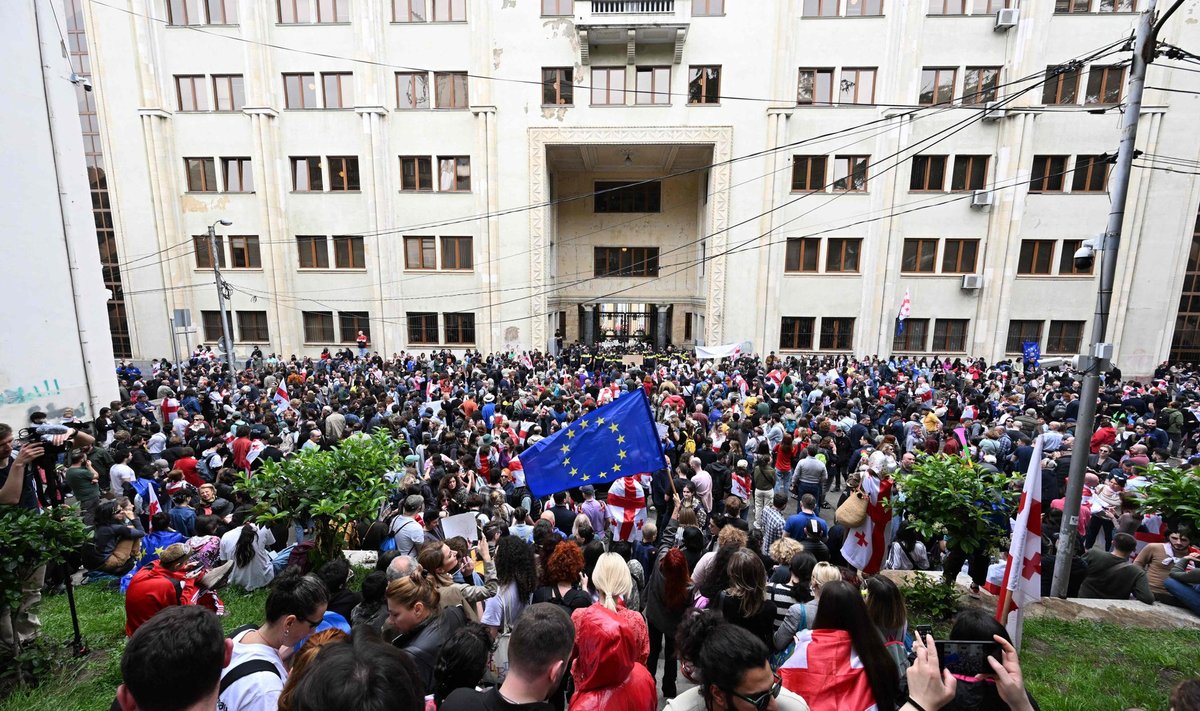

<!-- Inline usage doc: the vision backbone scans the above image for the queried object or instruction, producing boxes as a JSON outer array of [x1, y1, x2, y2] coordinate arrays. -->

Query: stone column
[[655, 304, 670, 350], [582, 304, 595, 346]]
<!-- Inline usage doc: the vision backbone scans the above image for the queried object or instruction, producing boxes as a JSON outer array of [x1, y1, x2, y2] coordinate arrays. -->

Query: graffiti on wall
[[0, 378, 89, 420]]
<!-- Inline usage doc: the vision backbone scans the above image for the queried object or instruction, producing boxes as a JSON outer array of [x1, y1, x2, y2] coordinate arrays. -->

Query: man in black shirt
[[440, 603, 574, 711]]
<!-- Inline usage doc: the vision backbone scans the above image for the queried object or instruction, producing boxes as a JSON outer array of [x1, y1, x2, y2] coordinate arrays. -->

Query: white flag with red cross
[[996, 435, 1043, 643], [606, 476, 647, 543]]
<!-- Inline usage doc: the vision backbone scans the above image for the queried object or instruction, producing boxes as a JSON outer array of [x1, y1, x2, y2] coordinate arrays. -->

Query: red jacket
[[124, 561, 190, 636], [569, 605, 656, 711]]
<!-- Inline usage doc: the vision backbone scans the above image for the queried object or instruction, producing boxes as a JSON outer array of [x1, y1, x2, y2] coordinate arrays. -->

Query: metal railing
[[591, 0, 675, 14]]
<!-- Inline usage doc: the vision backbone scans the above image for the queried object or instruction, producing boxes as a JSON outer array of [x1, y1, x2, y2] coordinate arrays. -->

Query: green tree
[[235, 432, 399, 569], [1138, 466, 1200, 532], [889, 455, 1018, 554]]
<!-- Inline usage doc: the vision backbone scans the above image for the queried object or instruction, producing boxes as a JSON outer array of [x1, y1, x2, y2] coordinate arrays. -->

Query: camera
[[1073, 236, 1102, 273], [69, 73, 92, 92]]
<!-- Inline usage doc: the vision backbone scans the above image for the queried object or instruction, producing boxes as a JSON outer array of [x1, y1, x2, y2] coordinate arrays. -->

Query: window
[[212, 75, 245, 111], [407, 312, 439, 344], [333, 235, 365, 268], [950, 155, 988, 191], [303, 311, 335, 342], [941, 239, 979, 273], [1046, 321, 1084, 354], [277, 0, 309, 22], [928, 0, 966, 13], [201, 310, 225, 342], [594, 181, 661, 213], [846, 0, 883, 15], [405, 236, 437, 269], [1099, 0, 1143, 11], [831, 155, 869, 192], [963, 67, 1000, 105], [839, 68, 876, 105], [1060, 239, 1094, 275], [693, 0, 724, 14], [328, 156, 360, 191], [973, 0, 1010, 10], [291, 156, 323, 191], [1072, 154, 1110, 192], [1017, 240, 1055, 275], [222, 157, 253, 192], [167, 0, 203, 25], [396, 72, 431, 109], [317, 0, 350, 21], [340, 312, 370, 343], [400, 156, 433, 191], [909, 155, 947, 191], [1042, 65, 1081, 105], [206, 0, 238, 22], [594, 247, 660, 277], [688, 66, 721, 104], [1085, 65, 1124, 105], [635, 66, 671, 105], [820, 317, 855, 350], [444, 312, 476, 344], [592, 67, 626, 105], [434, 72, 469, 108], [542, 0, 571, 15], [802, 0, 838, 16], [296, 236, 330, 268], [438, 156, 471, 191], [193, 235, 225, 269], [431, 0, 466, 21], [684, 312, 693, 341], [919, 67, 956, 105], [542, 68, 574, 105], [791, 155, 828, 191], [322, 72, 353, 108], [893, 318, 929, 352], [1054, 0, 1091, 12], [933, 319, 969, 351], [185, 157, 217, 192], [1030, 155, 1068, 193], [797, 68, 834, 105], [441, 236, 473, 270], [780, 317, 815, 350], [237, 311, 270, 342], [901, 239, 939, 273], [228, 236, 261, 268], [826, 238, 861, 272], [283, 73, 318, 109], [175, 75, 206, 111], [785, 238, 820, 272], [1006, 320, 1042, 353], [394, 0, 428, 21]]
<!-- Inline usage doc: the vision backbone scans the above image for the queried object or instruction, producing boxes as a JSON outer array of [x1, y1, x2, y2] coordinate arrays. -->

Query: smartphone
[[914, 624, 933, 639], [935, 640, 1002, 677]]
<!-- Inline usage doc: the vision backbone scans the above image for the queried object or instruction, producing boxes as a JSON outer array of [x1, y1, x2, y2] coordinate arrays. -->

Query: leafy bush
[[235, 432, 400, 569], [1138, 466, 1200, 532], [899, 573, 961, 623], [0, 506, 89, 611], [889, 455, 1017, 555]]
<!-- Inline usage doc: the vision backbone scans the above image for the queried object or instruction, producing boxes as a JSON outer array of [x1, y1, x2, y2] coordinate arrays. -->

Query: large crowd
[[2, 343, 1200, 711]]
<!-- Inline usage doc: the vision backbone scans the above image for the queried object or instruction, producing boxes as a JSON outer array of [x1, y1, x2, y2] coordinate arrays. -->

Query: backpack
[[217, 629, 283, 711], [511, 486, 542, 520]]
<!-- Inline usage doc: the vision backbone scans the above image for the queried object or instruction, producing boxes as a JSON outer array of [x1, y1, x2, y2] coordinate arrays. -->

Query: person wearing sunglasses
[[220, 567, 328, 711]]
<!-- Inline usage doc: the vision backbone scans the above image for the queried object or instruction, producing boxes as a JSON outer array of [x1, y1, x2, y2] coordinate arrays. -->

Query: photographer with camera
[[20, 412, 96, 507]]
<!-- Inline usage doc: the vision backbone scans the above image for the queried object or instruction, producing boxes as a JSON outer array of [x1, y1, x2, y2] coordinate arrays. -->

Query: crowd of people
[[2, 343, 1200, 711]]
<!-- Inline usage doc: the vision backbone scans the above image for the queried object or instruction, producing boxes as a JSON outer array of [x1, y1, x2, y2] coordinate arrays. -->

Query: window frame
[[1060, 239, 1095, 275], [1030, 155, 1068, 193], [444, 312, 476, 345], [212, 74, 245, 111], [932, 319, 970, 352], [400, 155, 434, 191], [394, 0, 428, 22], [193, 235, 225, 269], [237, 310, 270, 343], [901, 238, 940, 273], [963, 66, 1000, 105], [780, 316, 816, 350], [950, 154, 989, 192], [175, 75, 207, 112], [692, 0, 725, 15], [846, 0, 883, 16], [1071, 154, 1110, 193], [927, 0, 967, 14], [167, 0, 203, 26], [831, 155, 869, 192], [1042, 66, 1081, 105], [283, 72, 318, 109], [819, 317, 855, 351], [227, 235, 262, 269], [303, 311, 336, 343], [396, 71, 431, 109], [333, 235, 366, 269], [316, 0, 350, 22], [826, 238, 862, 273], [893, 318, 930, 352], [941, 239, 979, 274], [201, 310, 225, 342], [1005, 320, 1043, 354], [802, 0, 839, 16], [1017, 240, 1056, 275], [437, 156, 472, 192], [328, 155, 361, 192], [635, 66, 672, 105], [919, 67, 957, 105], [541, 0, 571, 15], [339, 311, 371, 343], [791, 155, 828, 192], [404, 236, 437, 270], [1054, 0, 1092, 13], [594, 181, 662, 213], [785, 238, 821, 273], [296, 235, 330, 269], [221, 157, 253, 193], [839, 67, 877, 105], [688, 65, 721, 105], [441, 236, 473, 270], [184, 157, 217, 192], [291, 156, 323, 192], [430, 0, 466, 22], [407, 312, 440, 345], [909, 155, 947, 192], [1046, 320, 1085, 354], [1085, 65, 1125, 105], [321, 72, 353, 109], [542, 67, 574, 106], [594, 246, 661, 278], [592, 67, 627, 106], [434, 71, 469, 109], [797, 67, 835, 105]]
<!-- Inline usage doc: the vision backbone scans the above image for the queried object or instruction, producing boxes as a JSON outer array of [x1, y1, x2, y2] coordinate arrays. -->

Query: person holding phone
[[937, 609, 1039, 711]]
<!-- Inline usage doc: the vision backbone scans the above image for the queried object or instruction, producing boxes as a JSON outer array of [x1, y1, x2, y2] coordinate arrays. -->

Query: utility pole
[[208, 220, 234, 371], [1050, 0, 1184, 597]]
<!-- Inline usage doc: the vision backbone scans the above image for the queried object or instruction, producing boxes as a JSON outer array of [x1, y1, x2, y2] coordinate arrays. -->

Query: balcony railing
[[591, 0, 674, 13]]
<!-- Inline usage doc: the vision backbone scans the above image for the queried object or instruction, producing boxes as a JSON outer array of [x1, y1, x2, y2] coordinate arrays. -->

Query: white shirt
[[218, 629, 288, 711], [147, 431, 167, 454], [109, 463, 135, 494]]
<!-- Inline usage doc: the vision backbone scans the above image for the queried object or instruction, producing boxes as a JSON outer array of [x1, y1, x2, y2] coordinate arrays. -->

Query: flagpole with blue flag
[[521, 388, 665, 498]]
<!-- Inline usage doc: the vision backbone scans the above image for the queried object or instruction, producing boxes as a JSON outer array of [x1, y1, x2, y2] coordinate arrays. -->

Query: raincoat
[[568, 604, 656, 711]]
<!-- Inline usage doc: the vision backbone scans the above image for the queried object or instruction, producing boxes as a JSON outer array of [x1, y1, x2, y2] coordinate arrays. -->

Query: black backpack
[[511, 486, 542, 520]]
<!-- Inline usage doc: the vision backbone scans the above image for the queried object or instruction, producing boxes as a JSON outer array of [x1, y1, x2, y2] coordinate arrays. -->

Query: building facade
[[77, 0, 1200, 374], [0, 0, 119, 424]]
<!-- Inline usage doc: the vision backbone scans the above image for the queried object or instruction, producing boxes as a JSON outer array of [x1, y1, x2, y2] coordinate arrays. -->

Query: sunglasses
[[722, 672, 782, 711]]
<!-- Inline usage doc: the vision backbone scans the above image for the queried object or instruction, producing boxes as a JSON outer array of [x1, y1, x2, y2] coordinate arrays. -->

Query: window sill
[[782, 270, 821, 276], [184, 191, 220, 195], [818, 271, 862, 277], [196, 268, 264, 273], [388, 20, 468, 24], [431, 107, 471, 111], [327, 190, 364, 194], [541, 104, 576, 108], [403, 268, 439, 273], [687, 102, 722, 107], [399, 189, 436, 194], [803, 14, 885, 18], [222, 191, 256, 195], [409, 342, 440, 346], [276, 22, 353, 26], [282, 108, 356, 112], [590, 104, 627, 108], [445, 342, 476, 346]]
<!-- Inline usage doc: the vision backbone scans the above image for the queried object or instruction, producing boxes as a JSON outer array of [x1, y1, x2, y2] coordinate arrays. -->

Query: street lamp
[[208, 219, 234, 369]]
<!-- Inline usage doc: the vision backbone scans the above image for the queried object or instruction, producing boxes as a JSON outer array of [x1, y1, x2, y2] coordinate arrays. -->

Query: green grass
[[3, 582, 1198, 711]]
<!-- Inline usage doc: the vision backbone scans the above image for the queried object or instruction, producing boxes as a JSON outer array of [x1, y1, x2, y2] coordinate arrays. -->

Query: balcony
[[576, 0, 690, 65]]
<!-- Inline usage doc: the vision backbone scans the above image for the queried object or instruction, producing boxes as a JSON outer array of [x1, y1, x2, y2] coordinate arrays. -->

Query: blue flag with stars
[[521, 388, 665, 498]]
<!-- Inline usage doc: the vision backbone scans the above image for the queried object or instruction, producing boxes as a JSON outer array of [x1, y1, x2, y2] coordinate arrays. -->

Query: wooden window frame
[[797, 68, 835, 105], [780, 317, 816, 350], [831, 155, 869, 192], [437, 156, 471, 192], [928, 0, 967, 14], [394, 0, 428, 22], [542, 67, 574, 106], [919, 67, 957, 105], [167, 0, 202, 26], [692, 0, 725, 16], [1054, 0, 1092, 13], [1085, 65, 1125, 105], [396, 72, 431, 109], [1030, 155, 1068, 193], [635, 66, 671, 105], [434, 71, 469, 109], [785, 238, 820, 273], [184, 157, 217, 192], [206, 0, 238, 23], [400, 155, 433, 191], [441, 236, 473, 270], [1060, 239, 1095, 275], [941, 239, 979, 273], [444, 312, 476, 345], [237, 310, 270, 342], [1042, 66, 1081, 105], [291, 156, 323, 191], [277, 0, 311, 23], [826, 238, 862, 272], [321, 72, 353, 108], [1071, 155, 1110, 193], [407, 312, 439, 344], [175, 75, 206, 112], [296, 236, 330, 269], [893, 318, 930, 352], [963, 66, 1000, 105], [315, 0, 350, 23], [819, 317, 855, 350], [405, 236, 437, 270], [221, 157, 253, 193], [594, 247, 661, 278], [1017, 240, 1056, 275], [541, 0, 571, 15], [688, 66, 721, 105], [339, 312, 371, 343], [193, 235, 225, 269], [431, 0, 467, 22], [932, 319, 969, 352], [227, 235, 262, 269], [846, 0, 883, 16], [201, 310, 225, 341], [839, 67, 877, 105], [802, 0, 839, 16], [950, 155, 989, 191], [909, 155, 947, 192], [901, 239, 939, 273], [594, 181, 662, 213], [303, 311, 336, 342], [791, 155, 828, 192], [328, 156, 360, 191], [1046, 321, 1085, 354], [283, 72, 318, 109], [212, 74, 245, 111], [592, 67, 626, 106], [1006, 320, 1043, 354], [333, 235, 365, 268]]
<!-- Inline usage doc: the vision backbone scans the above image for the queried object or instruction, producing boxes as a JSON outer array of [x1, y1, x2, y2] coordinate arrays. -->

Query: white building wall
[[81, 0, 1200, 374], [0, 0, 119, 423]]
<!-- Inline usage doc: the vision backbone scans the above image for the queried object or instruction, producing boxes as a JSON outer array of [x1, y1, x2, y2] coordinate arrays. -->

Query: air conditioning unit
[[970, 190, 992, 209], [982, 101, 1007, 121], [994, 7, 1018, 31], [961, 274, 984, 290]]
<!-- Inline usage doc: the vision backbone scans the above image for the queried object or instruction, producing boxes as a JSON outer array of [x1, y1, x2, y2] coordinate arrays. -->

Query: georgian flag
[[273, 383, 290, 415], [130, 478, 161, 517], [520, 352, 534, 370], [839, 473, 893, 574], [1135, 512, 1166, 555], [606, 476, 647, 543], [896, 288, 912, 336], [731, 466, 752, 501], [996, 435, 1043, 641], [767, 368, 787, 385], [779, 629, 877, 711]]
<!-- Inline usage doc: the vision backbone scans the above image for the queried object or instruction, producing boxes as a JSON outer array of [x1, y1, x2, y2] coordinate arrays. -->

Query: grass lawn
[[2, 583, 1198, 711]]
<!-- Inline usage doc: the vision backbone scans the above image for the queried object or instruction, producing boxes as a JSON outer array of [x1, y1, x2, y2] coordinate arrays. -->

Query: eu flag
[[522, 388, 665, 497]]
